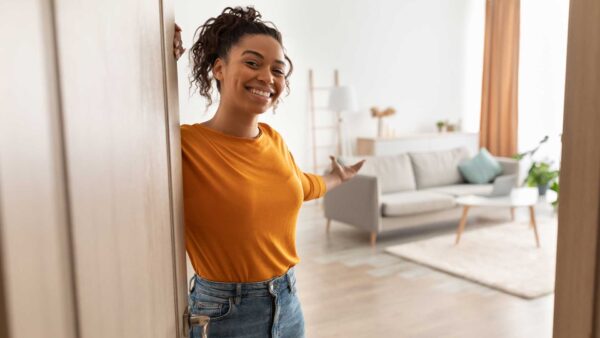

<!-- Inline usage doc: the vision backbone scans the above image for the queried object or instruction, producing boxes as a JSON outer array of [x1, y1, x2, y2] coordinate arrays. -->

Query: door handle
[[183, 306, 210, 338]]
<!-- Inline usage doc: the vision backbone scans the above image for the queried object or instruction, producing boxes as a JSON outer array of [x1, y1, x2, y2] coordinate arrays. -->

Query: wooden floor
[[295, 202, 555, 338]]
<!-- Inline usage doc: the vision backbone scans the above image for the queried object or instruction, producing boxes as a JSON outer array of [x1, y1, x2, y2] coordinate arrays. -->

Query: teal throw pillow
[[458, 148, 503, 184]]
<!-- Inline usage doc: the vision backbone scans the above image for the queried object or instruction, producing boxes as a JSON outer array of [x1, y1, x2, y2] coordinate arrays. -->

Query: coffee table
[[454, 188, 543, 247]]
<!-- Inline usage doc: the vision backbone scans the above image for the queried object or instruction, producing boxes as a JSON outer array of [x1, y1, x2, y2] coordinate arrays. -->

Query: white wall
[[518, 0, 569, 171], [175, 0, 483, 169], [462, 0, 485, 133]]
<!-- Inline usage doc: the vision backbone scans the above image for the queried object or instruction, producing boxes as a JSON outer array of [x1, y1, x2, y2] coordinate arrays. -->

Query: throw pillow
[[458, 148, 503, 184]]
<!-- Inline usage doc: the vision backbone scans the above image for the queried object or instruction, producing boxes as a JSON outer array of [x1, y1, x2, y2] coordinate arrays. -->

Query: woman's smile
[[246, 86, 274, 103]]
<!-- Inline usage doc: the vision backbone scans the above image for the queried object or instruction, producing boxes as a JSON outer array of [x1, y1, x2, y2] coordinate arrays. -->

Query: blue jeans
[[188, 266, 305, 338]]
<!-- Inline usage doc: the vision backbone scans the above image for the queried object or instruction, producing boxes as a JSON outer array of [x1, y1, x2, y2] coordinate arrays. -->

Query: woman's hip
[[188, 266, 305, 338]]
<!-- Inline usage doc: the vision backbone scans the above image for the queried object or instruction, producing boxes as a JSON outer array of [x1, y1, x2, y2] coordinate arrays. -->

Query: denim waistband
[[189, 266, 297, 299]]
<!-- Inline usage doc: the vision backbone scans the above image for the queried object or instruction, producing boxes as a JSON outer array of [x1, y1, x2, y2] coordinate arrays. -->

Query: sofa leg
[[370, 232, 377, 247], [326, 219, 331, 233]]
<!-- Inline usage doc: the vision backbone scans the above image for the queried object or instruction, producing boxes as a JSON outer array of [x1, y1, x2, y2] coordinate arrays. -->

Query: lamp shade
[[328, 86, 358, 112]]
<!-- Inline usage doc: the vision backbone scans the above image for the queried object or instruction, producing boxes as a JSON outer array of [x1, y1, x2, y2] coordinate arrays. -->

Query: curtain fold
[[480, 0, 520, 157]]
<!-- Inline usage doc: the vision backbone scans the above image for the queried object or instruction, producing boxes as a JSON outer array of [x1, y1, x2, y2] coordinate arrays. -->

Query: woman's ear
[[212, 58, 224, 81]]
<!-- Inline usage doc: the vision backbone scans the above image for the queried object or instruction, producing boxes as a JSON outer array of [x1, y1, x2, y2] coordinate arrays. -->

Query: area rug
[[384, 218, 557, 299]]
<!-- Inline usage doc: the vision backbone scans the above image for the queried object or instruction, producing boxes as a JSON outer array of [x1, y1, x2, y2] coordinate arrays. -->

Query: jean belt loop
[[189, 275, 196, 293], [235, 283, 242, 305], [285, 270, 295, 294]]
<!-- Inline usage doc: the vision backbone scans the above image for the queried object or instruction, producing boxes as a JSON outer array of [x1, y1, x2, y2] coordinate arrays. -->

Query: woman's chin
[[249, 104, 273, 115]]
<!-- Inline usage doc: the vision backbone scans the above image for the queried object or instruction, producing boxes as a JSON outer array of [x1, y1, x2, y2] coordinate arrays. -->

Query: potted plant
[[550, 180, 559, 210], [436, 120, 445, 132], [524, 161, 559, 196]]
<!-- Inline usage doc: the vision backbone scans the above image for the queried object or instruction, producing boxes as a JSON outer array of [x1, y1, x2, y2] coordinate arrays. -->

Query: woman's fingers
[[173, 23, 185, 60], [328, 156, 366, 181], [350, 160, 366, 172], [329, 156, 343, 170]]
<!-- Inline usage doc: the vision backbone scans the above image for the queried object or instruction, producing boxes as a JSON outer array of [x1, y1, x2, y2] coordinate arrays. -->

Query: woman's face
[[213, 34, 287, 115]]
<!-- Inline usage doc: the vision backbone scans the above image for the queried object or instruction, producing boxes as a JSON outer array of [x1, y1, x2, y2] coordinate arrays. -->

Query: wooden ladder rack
[[308, 69, 341, 177]]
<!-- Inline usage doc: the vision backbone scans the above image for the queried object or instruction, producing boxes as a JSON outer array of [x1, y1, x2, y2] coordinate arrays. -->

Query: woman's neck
[[203, 106, 261, 139]]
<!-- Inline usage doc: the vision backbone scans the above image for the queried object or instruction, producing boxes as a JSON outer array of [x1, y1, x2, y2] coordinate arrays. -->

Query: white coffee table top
[[456, 187, 555, 208]]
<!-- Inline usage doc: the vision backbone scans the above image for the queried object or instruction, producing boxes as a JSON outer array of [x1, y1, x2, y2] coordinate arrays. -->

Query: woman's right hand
[[173, 23, 185, 61]]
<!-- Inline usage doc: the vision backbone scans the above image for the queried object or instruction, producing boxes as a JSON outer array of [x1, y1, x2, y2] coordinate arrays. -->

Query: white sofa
[[323, 147, 519, 245]]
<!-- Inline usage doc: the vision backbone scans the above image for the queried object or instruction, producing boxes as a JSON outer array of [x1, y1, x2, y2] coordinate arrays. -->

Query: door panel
[[0, 1, 77, 338], [52, 0, 181, 336], [553, 0, 600, 336]]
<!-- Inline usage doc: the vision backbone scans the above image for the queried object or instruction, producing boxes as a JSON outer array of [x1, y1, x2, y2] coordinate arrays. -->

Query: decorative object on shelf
[[370, 106, 396, 138], [328, 85, 358, 157], [436, 119, 461, 133], [436, 120, 446, 132]]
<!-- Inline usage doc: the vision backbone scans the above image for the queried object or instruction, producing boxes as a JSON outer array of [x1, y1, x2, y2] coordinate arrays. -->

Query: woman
[[174, 7, 365, 338]]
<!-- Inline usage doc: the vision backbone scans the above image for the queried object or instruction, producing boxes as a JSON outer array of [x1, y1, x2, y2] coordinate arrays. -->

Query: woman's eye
[[273, 69, 285, 76], [245, 61, 259, 68]]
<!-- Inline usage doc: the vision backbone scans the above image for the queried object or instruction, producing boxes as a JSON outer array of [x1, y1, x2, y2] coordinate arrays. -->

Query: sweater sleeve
[[287, 151, 327, 201]]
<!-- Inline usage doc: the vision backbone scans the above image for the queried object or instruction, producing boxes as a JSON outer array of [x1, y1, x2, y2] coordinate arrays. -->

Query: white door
[[0, 0, 187, 337]]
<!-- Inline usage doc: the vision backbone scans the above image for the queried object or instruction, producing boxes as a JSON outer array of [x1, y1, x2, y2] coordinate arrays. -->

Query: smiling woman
[[175, 6, 365, 338]]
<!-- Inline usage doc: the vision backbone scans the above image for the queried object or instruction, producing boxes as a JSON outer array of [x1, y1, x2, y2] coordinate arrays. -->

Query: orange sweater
[[180, 122, 326, 282]]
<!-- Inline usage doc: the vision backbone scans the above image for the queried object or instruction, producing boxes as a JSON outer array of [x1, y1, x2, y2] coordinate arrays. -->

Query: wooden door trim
[[48, 0, 82, 335], [553, 0, 600, 336], [0, 205, 9, 338], [158, 0, 188, 336]]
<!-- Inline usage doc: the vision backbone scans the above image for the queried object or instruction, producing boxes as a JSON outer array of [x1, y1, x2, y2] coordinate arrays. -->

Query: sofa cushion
[[458, 148, 503, 184], [340, 154, 416, 194], [409, 147, 470, 189], [424, 184, 493, 197], [380, 191, 456, 217]]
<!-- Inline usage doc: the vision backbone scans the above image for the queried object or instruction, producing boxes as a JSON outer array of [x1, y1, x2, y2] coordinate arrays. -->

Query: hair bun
[[223, 6, 262, 23]]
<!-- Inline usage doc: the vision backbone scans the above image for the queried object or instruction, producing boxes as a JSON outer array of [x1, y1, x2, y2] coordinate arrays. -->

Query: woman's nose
[[257, 67, 274, 84]]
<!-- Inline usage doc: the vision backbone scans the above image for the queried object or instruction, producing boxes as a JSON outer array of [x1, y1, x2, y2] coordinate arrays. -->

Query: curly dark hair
[[189, 6, 293, 107]]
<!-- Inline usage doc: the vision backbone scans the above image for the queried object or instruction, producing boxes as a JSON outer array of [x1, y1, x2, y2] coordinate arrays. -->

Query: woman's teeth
[[249, 88, 271, 98]]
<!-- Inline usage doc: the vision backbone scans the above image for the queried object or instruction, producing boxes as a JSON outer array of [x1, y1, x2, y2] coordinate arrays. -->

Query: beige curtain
[[480, 0, 520, 157]]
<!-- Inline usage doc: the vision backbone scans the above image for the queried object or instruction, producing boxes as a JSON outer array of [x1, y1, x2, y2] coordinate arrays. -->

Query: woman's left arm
[[322, 156, 366, 192]]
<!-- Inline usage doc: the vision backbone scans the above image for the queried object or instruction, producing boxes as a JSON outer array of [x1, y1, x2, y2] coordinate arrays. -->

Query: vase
[[538, 183, 549, 196]]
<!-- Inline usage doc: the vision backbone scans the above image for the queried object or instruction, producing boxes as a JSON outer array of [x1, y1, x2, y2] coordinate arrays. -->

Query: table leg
[[455, 206, 470, 245], [529, 206, 541, 248], [510, 207, 515, 221]]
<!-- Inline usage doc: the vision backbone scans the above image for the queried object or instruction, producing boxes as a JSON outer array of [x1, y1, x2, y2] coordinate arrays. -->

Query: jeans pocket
[[190, 293, 234, 321]]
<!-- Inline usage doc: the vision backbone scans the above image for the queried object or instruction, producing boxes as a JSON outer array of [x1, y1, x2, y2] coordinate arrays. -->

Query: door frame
[[158, 0, 188, 335]]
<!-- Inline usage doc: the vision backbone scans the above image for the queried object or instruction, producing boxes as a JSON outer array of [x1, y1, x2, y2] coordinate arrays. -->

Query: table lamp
[[328, 86, 358, 156]]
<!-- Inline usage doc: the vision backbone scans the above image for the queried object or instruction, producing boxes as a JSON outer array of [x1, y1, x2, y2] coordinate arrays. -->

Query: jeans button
[[269, 283, 274, 292]]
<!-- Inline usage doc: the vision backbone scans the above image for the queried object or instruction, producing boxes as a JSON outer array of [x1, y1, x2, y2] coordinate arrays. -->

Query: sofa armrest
[[495, 157, 520, 177], [323, 174, 381, 233]]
